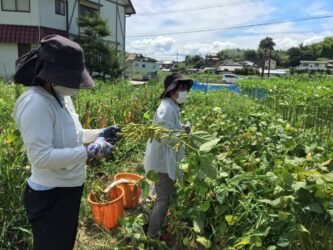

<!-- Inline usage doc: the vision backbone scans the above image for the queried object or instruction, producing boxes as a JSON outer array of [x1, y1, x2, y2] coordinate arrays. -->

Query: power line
[[136, 0, 260, 16], [128, 15, 333, 38]]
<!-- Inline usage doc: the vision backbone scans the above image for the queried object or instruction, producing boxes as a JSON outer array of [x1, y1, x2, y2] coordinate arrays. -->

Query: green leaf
[[305, 203, 323, 214], [277, 237, 289, 247], [190, 131, 216, 148], [291, 181, 306, 191], [199, 154, 217, 179], [193, 219, 204, 233], [216, 222, 228, 234], [196, 181, 209, 195], [225, 215, 237, 226], [183, 237, 190, 246], [278, 211, 289, 221], [234, 237, 250, 248], [196, 236, 211, 249], [198, 201, 211, 212], [141, 181, 149, 199], [135, 164, 145, 174], [199, 138, 220, 153], [296, 224, 309, 233], [267, 246, 277, 250], [146, 170, 159, 182]]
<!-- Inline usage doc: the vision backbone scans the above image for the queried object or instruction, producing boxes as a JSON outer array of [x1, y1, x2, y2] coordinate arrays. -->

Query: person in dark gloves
[[12, 35, 120, 250], [144, 73, 193, 239]]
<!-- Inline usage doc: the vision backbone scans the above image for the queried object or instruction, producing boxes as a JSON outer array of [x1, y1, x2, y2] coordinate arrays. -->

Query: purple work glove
[[86, 137, 114, 159], [99, 125, 121, 143]]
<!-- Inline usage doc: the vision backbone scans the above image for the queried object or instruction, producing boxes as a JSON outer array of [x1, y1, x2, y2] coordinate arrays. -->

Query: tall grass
[[239, 75, 333, 137]]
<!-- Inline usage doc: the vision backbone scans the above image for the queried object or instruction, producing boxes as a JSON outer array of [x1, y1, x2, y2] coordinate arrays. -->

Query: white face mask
[[53, 85, 79, 96], [176, 91, 188, 104]]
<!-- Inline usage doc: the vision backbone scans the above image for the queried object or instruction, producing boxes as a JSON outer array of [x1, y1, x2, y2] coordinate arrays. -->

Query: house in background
[[0, 0, 135, 78], [125, 53, 160, 77], [160, 60, 175, 72], [328, 60, 333, 72], [296, 60, 329, 71], [205, 53, 220, 66], [264, 59, 276, 70], [218, 61, 244, 72]]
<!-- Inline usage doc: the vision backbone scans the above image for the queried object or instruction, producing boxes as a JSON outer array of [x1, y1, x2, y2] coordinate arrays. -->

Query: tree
[[287, 47, 302, 67], [244, 49, 258, 62], [75, 14, 124, 79], [259, 37, 276, 77], [184, 55, 205, 69]]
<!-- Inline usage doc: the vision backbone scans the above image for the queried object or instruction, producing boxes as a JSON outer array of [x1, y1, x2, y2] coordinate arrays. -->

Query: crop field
[[1, 76, 333, 250]]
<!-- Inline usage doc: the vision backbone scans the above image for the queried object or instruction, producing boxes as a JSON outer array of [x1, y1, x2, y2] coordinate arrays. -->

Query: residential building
[[326, 60, 333, 71], [125, 53, 160, 77], [200, 67, 216, 74], [264, 59, 276, 70], [205, 53, 220, 66], [296, 60, 328, 71], [0, 0, 135, 78], [160, 61, 175, 72], [218, 61, 243, 72]]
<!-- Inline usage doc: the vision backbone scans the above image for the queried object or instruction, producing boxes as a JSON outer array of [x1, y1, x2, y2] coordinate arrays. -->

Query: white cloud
[[303, 36, 325, 46], [274, 37, 300, 50], [126, 0, 333, 59], [181, 41, 239, 55], [303, 2, 331, 16], [129, 36, 175, 53], [127, 0, 276, 59]]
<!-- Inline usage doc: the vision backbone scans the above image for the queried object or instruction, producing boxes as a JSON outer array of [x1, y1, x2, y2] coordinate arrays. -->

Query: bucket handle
[[103, 178, 136, 193]]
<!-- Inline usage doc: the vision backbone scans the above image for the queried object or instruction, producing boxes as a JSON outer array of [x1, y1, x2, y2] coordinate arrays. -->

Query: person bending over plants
[[12, 35, 120, 250], [144, 73, 193, 239]]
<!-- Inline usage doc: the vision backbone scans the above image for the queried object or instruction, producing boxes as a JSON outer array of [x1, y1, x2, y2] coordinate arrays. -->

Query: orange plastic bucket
[[114, 173, 143, 208], [87, 186, 124, 229]]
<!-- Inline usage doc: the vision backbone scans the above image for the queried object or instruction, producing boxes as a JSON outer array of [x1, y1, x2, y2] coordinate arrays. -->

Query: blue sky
[[126, 0, 333, 60]]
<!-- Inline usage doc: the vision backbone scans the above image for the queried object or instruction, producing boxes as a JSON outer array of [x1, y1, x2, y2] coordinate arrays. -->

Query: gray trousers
[[147, 173, 175, 238]]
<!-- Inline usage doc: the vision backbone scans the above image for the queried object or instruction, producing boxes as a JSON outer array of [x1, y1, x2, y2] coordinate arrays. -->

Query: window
[[1, 0, 30, 12], [79, 4, 98, 16], [55, 0, 65, 15], [142, 64, 146, 68], [315, 63, 319, 67], [302, 63, 308, 67], [18, 43, 31, 57]]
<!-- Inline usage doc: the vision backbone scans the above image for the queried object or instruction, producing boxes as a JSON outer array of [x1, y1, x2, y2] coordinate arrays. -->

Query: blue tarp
[[192, 81, 267, 99], [192, 81, 240, 93]]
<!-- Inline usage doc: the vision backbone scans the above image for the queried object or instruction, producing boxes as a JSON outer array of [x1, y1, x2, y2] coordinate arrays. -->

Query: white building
[[0, 0, 135, 78], [264, 59, 276, 70], [125, 53, 160, 77], [160, 61, 175, 72], [218, 62, 243, 72], [296, 60, 328, 71]]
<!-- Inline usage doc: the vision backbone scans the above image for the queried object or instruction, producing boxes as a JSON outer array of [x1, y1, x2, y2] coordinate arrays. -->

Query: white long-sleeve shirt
[[13, 86, 101, 187], [144, 98, 185, 181]]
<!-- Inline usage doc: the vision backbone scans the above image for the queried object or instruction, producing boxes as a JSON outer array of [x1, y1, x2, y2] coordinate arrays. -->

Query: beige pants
[[147, 173, 175, 238]]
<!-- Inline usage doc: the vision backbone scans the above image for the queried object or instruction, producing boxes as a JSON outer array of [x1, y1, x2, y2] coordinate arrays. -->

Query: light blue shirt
[[144, 98, 185, 181]]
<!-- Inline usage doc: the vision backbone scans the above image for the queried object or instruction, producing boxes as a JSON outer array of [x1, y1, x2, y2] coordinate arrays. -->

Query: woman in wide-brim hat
[[13, 35, 120, 250], [144, 72, 193, 239]]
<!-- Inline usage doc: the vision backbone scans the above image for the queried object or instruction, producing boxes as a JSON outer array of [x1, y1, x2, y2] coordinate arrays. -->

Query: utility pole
[[176, 51, 179, 65]]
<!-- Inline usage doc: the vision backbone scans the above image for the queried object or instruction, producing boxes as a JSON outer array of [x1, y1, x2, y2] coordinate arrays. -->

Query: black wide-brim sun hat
[[160, 76, 193, 99], [14, 34, 94, 89]]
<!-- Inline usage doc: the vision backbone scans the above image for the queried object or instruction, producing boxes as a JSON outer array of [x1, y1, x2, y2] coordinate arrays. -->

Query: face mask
[[176, 91, 188, 104], [53, 85, 79, 96]]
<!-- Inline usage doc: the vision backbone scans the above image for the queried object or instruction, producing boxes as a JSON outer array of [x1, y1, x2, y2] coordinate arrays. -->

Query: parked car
[[222, 73, 240, 84]]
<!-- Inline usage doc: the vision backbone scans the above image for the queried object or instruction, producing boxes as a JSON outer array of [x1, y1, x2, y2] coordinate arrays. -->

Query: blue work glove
[[99, 125, 121, 143], [181, 124, 191, 134], [86, 137, 114, 159]]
